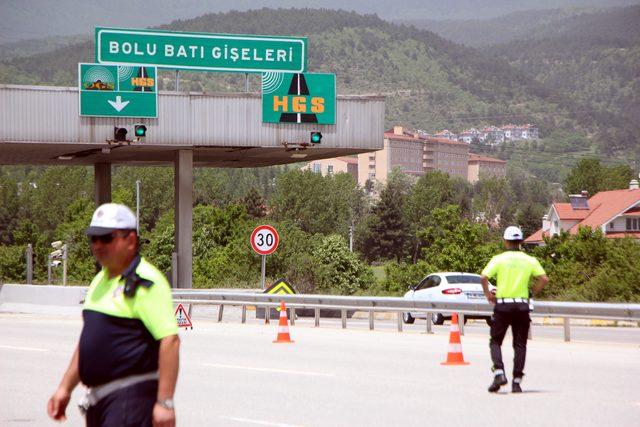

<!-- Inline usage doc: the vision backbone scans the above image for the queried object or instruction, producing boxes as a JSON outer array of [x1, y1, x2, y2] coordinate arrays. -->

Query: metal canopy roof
[[0, 85, 384, 167]]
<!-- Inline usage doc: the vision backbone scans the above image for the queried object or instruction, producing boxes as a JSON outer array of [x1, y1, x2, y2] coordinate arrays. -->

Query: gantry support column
[[174, 150, 193, 289], [94, 163, 111, 206]]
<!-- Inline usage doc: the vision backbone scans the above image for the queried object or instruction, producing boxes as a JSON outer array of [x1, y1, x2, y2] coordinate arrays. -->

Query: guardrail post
[[528, 324, 532, 340], [290, 307, 296, 326], [426, 313, 433, 334], [314, 308, 320, 327], [458, 313, 465, 336], [26, 244, 33, 284], [341, 309, 347, 329], [241, 305, 247, 324], [265, 305, 271, 324], [217, 304, 224, 322], [397, 311, 403, 332], [563, 318, 571, 342], [187, 304, 193, 318], [369, 311, 374, 330]]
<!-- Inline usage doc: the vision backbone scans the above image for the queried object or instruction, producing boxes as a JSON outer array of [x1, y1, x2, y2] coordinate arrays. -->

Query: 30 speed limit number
[[250, 225, 280, 255]]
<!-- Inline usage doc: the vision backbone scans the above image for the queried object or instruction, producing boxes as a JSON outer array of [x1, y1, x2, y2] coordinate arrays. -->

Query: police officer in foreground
[[47, 203, 180, 426], [481, 226, 548, 393]]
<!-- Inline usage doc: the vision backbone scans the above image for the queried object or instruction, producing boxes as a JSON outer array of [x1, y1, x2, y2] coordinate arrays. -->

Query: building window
[[327, 165, 334, 175], [626, 218, 639, 231], [312, 163, 321, 173]]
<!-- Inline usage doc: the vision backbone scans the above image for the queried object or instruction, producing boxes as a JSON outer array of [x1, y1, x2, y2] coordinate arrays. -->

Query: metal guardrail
[[172, 290, 640, 342]]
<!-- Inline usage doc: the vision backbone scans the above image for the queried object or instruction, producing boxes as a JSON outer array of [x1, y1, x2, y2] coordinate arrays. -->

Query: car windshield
[[446, 275, 481, 284]]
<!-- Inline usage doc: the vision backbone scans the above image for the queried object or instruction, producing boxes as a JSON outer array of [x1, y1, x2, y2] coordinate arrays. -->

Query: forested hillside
[[3, 0, 636, 43], [484, 5, 640, 155], [397, 9, 593, 47]]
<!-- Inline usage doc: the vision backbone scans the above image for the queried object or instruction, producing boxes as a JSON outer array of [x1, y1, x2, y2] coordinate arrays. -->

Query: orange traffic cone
[[441, 313, 469, 365], [273, 301, 294, 344]]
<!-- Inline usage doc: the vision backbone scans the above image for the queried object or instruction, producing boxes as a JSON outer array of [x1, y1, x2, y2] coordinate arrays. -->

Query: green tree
[[363, 170, 411, 262], [534, 227, 640, 302], [0, 245, 26, 282], [0, 173, 19, 244], [472, 177, 516, 228], [314, 234, 374, 295], [270, 169, 361, 236], [564, 158, 634, 195], [241, 187, 267, 218], [418, 205, 501, 274]]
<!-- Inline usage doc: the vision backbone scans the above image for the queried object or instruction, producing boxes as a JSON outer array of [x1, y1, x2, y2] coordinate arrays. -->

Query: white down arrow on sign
[[108, 96, 130, 112]]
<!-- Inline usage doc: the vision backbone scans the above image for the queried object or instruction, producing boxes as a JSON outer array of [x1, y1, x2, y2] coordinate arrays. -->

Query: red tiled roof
[[526, 188, 640, 242], [568, 188, 640, 232], [468, 154, 507, 164], [524, 229, 548, 244], [552, 203, 591, 220]]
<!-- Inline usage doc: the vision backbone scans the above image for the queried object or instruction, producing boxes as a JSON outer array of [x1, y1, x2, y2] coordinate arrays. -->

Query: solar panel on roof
[[569, 195, 589, 210]]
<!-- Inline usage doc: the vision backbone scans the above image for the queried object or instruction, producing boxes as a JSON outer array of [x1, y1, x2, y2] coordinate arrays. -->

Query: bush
[[0, 245, 26, 282], [533, 228, 640, 302]]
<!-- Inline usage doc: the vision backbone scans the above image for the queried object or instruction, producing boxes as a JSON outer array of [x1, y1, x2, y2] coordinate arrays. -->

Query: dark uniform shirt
[[79, 257, 178, 387]]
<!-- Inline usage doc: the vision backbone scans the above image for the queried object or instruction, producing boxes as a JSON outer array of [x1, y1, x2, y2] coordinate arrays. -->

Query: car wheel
[[403, 312, 415, 324], [431, 313, 444, 325]]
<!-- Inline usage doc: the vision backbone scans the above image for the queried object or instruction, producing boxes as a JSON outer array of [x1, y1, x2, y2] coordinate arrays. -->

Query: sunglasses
[[89, 231, 132, 244]]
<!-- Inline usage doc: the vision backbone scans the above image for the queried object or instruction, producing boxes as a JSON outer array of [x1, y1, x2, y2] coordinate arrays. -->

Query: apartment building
[[304, 156, 359, 181], [358, 126, 469, 186], [467, 154, 507, 183]]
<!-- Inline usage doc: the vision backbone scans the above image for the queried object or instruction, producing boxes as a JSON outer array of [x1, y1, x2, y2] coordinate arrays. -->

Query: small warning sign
[[265, 279, 296, 311], [174, 303, 193, 330]]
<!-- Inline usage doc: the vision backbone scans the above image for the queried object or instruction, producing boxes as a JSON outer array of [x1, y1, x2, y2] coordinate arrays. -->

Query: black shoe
[[488, 374, 508, 392], [512, 378, 523, 393]]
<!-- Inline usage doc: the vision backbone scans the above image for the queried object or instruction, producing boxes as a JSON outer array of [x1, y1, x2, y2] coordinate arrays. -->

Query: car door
[[412, 275, 441, 301]]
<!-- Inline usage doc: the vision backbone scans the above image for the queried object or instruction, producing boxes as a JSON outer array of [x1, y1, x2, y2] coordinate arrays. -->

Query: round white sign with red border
[[250, 225, 280, 255]]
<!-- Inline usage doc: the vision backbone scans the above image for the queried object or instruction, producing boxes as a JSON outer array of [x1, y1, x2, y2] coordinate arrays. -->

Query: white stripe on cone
[[278, 326, 290, 333], [448, 343, 462, 353]]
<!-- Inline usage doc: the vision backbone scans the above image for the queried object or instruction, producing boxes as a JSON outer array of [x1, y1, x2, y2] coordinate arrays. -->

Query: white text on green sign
[[262, 72, 336, 125], [78, 63, 157, 118], [95, 27, 307, 74]]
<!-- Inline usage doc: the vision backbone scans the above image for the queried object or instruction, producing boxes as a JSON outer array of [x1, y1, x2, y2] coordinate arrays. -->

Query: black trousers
[[86, 380, 157, 427], [489, 302, 530, 378]]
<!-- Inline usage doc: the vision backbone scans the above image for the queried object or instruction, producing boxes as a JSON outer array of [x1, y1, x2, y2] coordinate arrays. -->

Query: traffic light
[[134, 124, 147, 139], [114, 127, 128, 142], [310, 131, 322, 144]]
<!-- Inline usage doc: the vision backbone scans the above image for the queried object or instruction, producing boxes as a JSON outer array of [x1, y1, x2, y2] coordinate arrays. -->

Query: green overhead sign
[[78, 63, 157, 118], [262, 72, 336, 125], [95, 27, 307, 74]]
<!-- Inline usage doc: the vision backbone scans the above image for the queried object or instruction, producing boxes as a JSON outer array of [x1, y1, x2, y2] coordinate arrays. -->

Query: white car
[[402, 272, 496, 325]]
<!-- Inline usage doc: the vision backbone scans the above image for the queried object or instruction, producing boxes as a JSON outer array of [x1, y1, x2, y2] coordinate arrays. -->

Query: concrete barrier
[[0, 284, 87, 315]]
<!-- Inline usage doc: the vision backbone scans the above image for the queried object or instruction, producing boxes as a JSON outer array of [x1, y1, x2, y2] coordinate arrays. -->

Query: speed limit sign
[[250, 225, 280, 255]]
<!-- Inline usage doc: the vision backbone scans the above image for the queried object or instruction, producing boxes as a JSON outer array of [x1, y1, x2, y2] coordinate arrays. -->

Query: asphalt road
[[1, 313, 639, 426]]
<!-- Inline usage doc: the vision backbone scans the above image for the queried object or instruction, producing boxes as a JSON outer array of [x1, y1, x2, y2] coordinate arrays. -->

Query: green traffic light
[[134, 125, 147, 138], [310, 132, 322, 144]]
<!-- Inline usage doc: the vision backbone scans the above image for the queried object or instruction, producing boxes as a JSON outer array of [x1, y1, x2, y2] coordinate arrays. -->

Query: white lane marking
[[219, 415, 303, 427], [202, 363, 335, 378], [0, 345, 48, 352]]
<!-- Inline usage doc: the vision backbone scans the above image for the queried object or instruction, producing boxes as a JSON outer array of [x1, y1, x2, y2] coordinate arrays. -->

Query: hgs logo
[[272, 96, 325, 114], [131, 77, 155, 87]]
